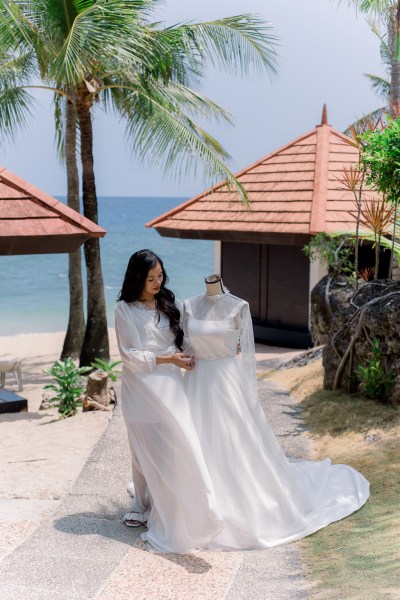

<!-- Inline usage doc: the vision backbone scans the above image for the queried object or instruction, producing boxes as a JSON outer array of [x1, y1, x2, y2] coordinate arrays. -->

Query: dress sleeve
[[180, 300, 193, 354], [237, 301, 259, 411], [115, 302, 156, 373]]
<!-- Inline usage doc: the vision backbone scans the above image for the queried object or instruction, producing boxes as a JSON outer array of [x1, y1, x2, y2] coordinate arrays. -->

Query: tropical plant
[[338, 114, 387, 286], [358, 266, 375, 280], [337, 162, 366, 284], [303, 233, 354, 278], [358, 115, 400, 275], [356, 337, 395, 402], [0, 0, 278, 365], [339, 1, 400, 114], [365, 16, 392, 99], [356, 197, 396, 277], [90, 358, 122, 382], [43, 357, 91, 418]]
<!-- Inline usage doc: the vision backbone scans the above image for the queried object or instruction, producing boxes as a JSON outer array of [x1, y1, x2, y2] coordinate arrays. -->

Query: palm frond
[[349, 0, 393, 13], [163, 16, 279, 80], [108, 78, 234, 126], [0, 85, 34, 142], [50, 0, 154, 85], [0, 48, 35, 141], [53, 92, 66, 161], [365, 73, 391, 96], [119, 82, 249, 203], [344, 105, 389, 136]]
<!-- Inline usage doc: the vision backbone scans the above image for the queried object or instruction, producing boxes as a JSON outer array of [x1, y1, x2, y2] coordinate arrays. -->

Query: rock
[[323, 279, 400, 404], [363, 433, 382, 444], [310, 275, 358, 346], [278, 346, 324, 370]]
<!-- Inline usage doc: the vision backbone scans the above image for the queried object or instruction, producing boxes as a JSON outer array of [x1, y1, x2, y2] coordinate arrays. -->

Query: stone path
[[0, 376, 310, 600]]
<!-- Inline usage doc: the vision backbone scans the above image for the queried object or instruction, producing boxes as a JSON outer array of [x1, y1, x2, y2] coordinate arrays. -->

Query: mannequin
[[182, 287, 370, 550], [205, 274, 225, 296]]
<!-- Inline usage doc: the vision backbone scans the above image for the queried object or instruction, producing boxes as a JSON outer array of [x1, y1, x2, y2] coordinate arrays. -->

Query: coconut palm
[[0, 49, 33, 141], [60, 96, 86, 360], [0, 0, 278, 364], [340, 1, 400, 113]]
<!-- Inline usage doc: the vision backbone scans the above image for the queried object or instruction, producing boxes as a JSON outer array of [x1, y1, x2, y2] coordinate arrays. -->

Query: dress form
[[182, 294, 370, 550], [205, 274, 225, 296]]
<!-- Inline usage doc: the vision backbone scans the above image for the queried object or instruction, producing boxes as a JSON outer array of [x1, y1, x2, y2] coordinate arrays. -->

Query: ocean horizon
[[0, 196, 214, 336]]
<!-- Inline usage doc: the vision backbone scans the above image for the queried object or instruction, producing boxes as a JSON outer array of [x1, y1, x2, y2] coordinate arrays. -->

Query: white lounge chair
[[0, 360, 23, 391]]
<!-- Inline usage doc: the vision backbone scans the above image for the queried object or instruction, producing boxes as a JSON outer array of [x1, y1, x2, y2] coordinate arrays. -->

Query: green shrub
[[356, 338, 395, 403], [44, 358, 92, 418], [303, 233, 354, 278], [90, 358, 122, 382]]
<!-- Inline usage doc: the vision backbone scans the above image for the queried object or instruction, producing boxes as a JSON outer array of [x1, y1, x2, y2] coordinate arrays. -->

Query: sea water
[[0, 197, 214, 335]]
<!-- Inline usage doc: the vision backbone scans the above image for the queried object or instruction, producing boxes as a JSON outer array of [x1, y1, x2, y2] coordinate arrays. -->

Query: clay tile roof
[[0, 166, 106, 255], [147, 106, 372, 239]]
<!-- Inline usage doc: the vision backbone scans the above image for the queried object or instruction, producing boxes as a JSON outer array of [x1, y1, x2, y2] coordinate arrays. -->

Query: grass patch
[[268, 359, 400, 599]]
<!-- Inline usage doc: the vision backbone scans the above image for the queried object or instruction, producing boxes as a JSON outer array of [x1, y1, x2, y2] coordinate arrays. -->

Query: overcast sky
[[0, 0, 384, 198]]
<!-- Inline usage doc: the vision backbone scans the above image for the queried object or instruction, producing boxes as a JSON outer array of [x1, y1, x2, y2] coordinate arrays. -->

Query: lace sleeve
[[115, 302, 156, 373], [237, 302, 259, 410]]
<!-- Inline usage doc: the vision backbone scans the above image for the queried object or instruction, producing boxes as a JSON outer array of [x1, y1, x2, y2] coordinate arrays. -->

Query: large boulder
[[323, 280, 400, 404], [310, 275, 357, 346]]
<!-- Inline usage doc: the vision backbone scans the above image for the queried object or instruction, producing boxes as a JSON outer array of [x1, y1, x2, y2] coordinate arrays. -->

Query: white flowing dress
[[115, 300, 223, 553], [183, 292, 370, 550]]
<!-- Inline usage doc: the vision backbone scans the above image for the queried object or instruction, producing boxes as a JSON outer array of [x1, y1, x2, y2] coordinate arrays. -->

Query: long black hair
[[117, 249, 184, 351]]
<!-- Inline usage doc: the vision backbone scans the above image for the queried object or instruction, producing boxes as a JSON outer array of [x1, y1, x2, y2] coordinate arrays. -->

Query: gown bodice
[[187, 316, 240, 360]]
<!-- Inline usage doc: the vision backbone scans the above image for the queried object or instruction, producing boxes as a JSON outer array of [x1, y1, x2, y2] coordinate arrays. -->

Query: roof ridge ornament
[[320, 103, 328, 126]]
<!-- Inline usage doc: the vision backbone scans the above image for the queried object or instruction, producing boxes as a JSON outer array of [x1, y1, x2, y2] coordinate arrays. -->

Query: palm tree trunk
[[61, 97, 86, 360], [390, 2, 400, 112], [77, 89, 110, 365]]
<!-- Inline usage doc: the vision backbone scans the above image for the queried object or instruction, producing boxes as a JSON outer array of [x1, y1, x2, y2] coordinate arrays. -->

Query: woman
[[115, 250, 223, 553], [183, 279, 370, 550]]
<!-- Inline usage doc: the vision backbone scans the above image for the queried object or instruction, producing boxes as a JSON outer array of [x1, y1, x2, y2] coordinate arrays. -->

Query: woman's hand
[[172, 353, 195, 370]]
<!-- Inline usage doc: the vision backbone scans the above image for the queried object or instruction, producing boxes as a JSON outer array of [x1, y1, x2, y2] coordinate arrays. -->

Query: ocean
[[0, 197, 214, 336]]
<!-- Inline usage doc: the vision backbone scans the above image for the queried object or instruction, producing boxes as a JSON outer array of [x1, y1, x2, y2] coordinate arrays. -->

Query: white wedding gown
[[115, 300, 223, 553], [183, 292, 370, 550]]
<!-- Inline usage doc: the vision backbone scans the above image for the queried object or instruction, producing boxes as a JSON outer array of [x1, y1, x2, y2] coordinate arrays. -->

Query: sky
[[0, 0, 384, 198]]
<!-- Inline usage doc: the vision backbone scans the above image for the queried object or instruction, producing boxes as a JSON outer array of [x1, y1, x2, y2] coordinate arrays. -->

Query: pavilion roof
[[0, 166, 105, 255], [147, 106, 372, 241]]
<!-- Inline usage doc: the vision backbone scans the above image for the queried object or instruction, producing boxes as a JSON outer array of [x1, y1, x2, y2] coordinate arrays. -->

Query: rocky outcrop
[[310, 275, 357, 346], [322, 280, 400, 404]]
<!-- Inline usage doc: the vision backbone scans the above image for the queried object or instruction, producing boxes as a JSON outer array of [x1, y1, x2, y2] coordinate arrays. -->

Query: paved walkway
[[0, 372, 310, 599]]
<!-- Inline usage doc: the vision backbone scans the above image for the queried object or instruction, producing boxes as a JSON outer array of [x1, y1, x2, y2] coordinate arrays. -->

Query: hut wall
[[221, 241, 312, 348]]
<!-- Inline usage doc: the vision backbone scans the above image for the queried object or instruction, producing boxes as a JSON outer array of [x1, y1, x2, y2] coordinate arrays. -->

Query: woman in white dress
[[115, 251, 223, 553], [183, 275, 370, 550]]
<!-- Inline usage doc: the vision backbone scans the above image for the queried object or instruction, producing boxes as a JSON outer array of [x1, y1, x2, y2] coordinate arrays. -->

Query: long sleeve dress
[[115, 300, 223, 553], [183, 292, 370, 550]]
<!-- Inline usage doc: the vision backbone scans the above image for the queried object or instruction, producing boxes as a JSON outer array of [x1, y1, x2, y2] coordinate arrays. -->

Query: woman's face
[[142, 262, 164, 297]]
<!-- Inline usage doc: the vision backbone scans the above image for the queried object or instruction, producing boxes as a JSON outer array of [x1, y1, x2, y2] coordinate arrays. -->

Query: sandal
[[123, 512, 148, 528]]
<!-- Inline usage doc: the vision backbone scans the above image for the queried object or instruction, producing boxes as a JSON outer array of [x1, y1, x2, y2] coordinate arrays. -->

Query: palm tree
[[340, 1, 400, 113], [60, 95, 86, 360], [0, 0, 278, 364], [1, 38, 85, 359]]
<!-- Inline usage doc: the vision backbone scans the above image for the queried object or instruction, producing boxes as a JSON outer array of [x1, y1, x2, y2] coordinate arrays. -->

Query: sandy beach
[[0, 330, 122, 560]]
